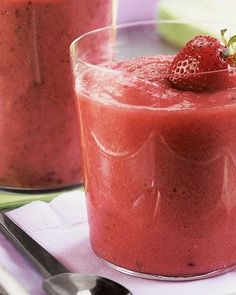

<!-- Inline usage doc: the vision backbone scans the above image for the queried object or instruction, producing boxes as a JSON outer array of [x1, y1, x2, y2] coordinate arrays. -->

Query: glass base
[[0, 183, 83, 193], [99, 255, 236, 281]]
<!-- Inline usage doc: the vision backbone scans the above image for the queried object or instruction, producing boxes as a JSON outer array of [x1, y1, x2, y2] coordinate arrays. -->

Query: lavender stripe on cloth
[[0, 191, 236, 295]]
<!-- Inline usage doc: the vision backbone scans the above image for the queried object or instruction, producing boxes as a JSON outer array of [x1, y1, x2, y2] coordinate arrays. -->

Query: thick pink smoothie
[[0, 0, 112, 189], [77, 56, 236, 276]]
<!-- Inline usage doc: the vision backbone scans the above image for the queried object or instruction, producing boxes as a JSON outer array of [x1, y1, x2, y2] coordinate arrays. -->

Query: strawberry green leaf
[[227, 35, 236, 48], [221, 29, 228, 46]]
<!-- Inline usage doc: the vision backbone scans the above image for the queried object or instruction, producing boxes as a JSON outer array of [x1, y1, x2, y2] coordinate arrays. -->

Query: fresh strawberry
[[168, 35, 229, 92]]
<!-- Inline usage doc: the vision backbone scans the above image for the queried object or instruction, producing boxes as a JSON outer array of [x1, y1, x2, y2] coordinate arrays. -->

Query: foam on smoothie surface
[[80, 55, 236, 110]]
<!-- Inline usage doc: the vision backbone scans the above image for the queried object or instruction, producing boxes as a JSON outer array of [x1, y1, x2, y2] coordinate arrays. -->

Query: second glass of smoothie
[[0, 0, 113, 189], [71, 21, 236, 280]]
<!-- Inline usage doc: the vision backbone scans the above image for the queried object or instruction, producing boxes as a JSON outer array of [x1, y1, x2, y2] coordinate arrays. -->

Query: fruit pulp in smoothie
[[0, 0, 112, 189], [76, 56, 236, 276]]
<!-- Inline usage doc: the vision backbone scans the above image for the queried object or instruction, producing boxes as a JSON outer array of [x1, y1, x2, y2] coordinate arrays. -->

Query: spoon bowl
[[44, 273, 131, 295]]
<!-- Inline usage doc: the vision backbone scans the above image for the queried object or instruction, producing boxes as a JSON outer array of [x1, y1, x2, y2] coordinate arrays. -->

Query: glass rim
[[71, 19, 236, 112], [70, 19, 236, 77]]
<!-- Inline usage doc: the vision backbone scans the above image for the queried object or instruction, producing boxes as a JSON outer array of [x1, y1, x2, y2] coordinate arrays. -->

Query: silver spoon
[[0, 212, 132, 295]]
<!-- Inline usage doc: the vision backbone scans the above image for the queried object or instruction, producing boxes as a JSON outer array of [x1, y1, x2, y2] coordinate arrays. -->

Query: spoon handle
[[0, 212, 69, 278]]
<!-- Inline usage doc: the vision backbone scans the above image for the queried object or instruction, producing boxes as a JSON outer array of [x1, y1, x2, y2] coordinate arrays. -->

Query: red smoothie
[[76, 55, 236, 277], [0, 0, 112, 189]]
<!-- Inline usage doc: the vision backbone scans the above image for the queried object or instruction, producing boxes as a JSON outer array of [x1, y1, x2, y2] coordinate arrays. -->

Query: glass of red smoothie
[[0, 0, 113, 190], [71, 21, 236, 280]]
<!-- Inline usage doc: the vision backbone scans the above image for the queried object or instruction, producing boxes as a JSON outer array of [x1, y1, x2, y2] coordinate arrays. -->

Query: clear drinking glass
[[70, 20, 236, 280]]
